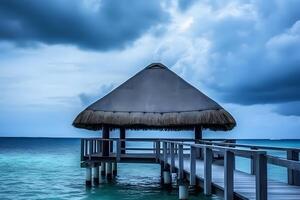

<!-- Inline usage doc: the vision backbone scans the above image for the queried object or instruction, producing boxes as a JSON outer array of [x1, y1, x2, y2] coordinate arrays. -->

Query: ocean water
[[0, 138, 299, 200]]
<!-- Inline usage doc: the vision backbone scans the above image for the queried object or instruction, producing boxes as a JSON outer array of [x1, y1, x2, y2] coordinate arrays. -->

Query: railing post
[[110, 140, 113, 153], [190, 146, 196, 186], [93, 140, 96, 153], [287, 150, 300, 185], [116, 139, 121, 162], [163, 142, 167, 169], [84, 139, 88, 156], [81, 139, 84, 161], [178, 144, 184, 180], [97, 139, 101, 153], [156, 141, 161, 162], [89, 140, 93, 160], [170, 143, 175, 173], [250, 147, 258, 175], [224, 150, 234, 200], [102, 126, 109, 157], [204, 146, 212, 195], [255, 152, 267, 200]]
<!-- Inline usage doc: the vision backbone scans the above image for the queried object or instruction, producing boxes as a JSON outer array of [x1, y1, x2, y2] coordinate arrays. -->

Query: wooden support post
[[228, 141, 236, 170], [160, 163, 164, 184], [88, 140, 92, 160], [178, 145, 184, 180], [156, 141, 161, 162], [116, 139, 121, 162], [112, 162, 117, 176], [204, 147, 212, 195], [93, 164, 99, 185], [102, 126, 109, 157], [163, 170, 172, 186], [190, 146, 196, 186], [255, 152, 267, 200], [93, 140, 96, 153], [224, 150, 234, 200], [106, 162, 112, 180], [170, 143, 175, 173], [163, 142, 167, 169], [109, 140, 113, 153], [194, 126, 202, 141], [101, 161, 106, 176], [84, 139, 88, 156], [250, 147, 258, 175], [86, 167, 92, 187], [81, 139, 84, 161], [120, 127, 126, 154], [179, 184, 189, 200], [287, 150, 300, 185], [195, 127, 203, 159]]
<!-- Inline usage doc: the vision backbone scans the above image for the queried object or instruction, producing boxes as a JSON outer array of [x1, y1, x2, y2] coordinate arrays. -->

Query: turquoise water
[[0, 138, 299, 200], [0, 138, 220, 200]]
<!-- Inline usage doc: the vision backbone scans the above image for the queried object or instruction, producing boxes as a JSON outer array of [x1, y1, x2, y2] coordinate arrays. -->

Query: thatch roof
[[73, 63, 236, 131]]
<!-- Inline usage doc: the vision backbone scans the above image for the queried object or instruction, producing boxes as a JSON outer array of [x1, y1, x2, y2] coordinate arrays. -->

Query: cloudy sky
[[0, 0, 300, 138]]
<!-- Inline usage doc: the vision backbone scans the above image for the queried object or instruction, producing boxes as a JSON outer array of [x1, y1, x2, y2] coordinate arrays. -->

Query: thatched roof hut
[[73, 63, 236, 132]]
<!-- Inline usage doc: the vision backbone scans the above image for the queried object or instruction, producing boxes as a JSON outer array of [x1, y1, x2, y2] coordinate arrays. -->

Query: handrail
[[83, 138, 196, 142], [158, 140, 267, 200], [198, 139, 300, 152], [198, 139, 300, 185], [80, 138, 300, 199]]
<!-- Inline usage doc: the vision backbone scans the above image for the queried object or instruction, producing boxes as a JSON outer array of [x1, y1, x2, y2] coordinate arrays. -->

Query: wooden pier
[[80, 138, 300, 200]]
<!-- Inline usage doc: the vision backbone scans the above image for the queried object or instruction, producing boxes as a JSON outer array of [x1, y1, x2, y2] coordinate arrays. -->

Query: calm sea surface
[[0, 138, 299, 200]]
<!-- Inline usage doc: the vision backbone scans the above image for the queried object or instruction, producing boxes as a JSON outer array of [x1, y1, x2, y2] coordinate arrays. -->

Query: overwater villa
[[73, 63, 300, 200]]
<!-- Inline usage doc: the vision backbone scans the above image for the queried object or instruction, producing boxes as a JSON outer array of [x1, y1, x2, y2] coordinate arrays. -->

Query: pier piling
[[178, 182, 188, 200], [101, 161, 106, 176], [106, 162, 112, 179], [112, 162, 117, 176], [93, 165, 99, 185], [163, 170, 172, 186], [85, 167, 92, 186]]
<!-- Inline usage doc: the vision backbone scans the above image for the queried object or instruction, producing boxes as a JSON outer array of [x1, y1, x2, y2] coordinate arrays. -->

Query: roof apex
[[145, 63, 168, 69]]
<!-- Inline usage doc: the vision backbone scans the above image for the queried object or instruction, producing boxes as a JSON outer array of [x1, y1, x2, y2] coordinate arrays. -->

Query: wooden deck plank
[[167, 156, 300, 200]]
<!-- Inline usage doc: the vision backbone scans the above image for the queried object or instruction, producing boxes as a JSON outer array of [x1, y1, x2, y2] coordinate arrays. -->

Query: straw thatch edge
[[72, 109, 236, 131]]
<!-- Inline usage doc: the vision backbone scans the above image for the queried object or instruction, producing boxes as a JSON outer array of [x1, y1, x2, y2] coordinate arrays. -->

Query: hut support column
[[120, 128, 126, 154], [86, 167, 92, 186], [112, 162, 117, 176], [179, 182, 189, 200], [106, 162, 112, 179], [195, 127, 202, 159], [101, 161, 106, 176], [102, 126, 109, 157], [163, 169, 172, 187], [93, 164, 99, 185]]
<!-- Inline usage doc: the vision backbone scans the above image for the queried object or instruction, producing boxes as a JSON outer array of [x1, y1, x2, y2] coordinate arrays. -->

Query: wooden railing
[[198, 140, 300, 185], [81, 138, 194, 161], [80, 138, 300, 200], [157, 140, 268, 200]]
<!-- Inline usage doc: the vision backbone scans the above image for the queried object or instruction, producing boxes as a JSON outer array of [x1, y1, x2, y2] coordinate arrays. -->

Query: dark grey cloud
[[79, 84, 114, 106], [0, 0, 169, 50], [275, 101, 300, 116], [187, 1, 300, 108]]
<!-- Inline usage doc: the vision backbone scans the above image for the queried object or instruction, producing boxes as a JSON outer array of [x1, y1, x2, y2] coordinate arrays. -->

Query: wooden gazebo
[[73, 63, 236, 155]]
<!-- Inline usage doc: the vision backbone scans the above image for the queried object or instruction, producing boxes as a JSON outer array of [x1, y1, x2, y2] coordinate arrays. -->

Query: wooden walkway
[[165, 156, 300, 200], [81, 138, 300, 200]]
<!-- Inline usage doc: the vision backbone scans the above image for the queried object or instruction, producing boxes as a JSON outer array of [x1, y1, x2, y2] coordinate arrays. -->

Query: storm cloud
[[0, 0, 169, 50], [156, 1, 300, 109], [1, 0, 300, 137]]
